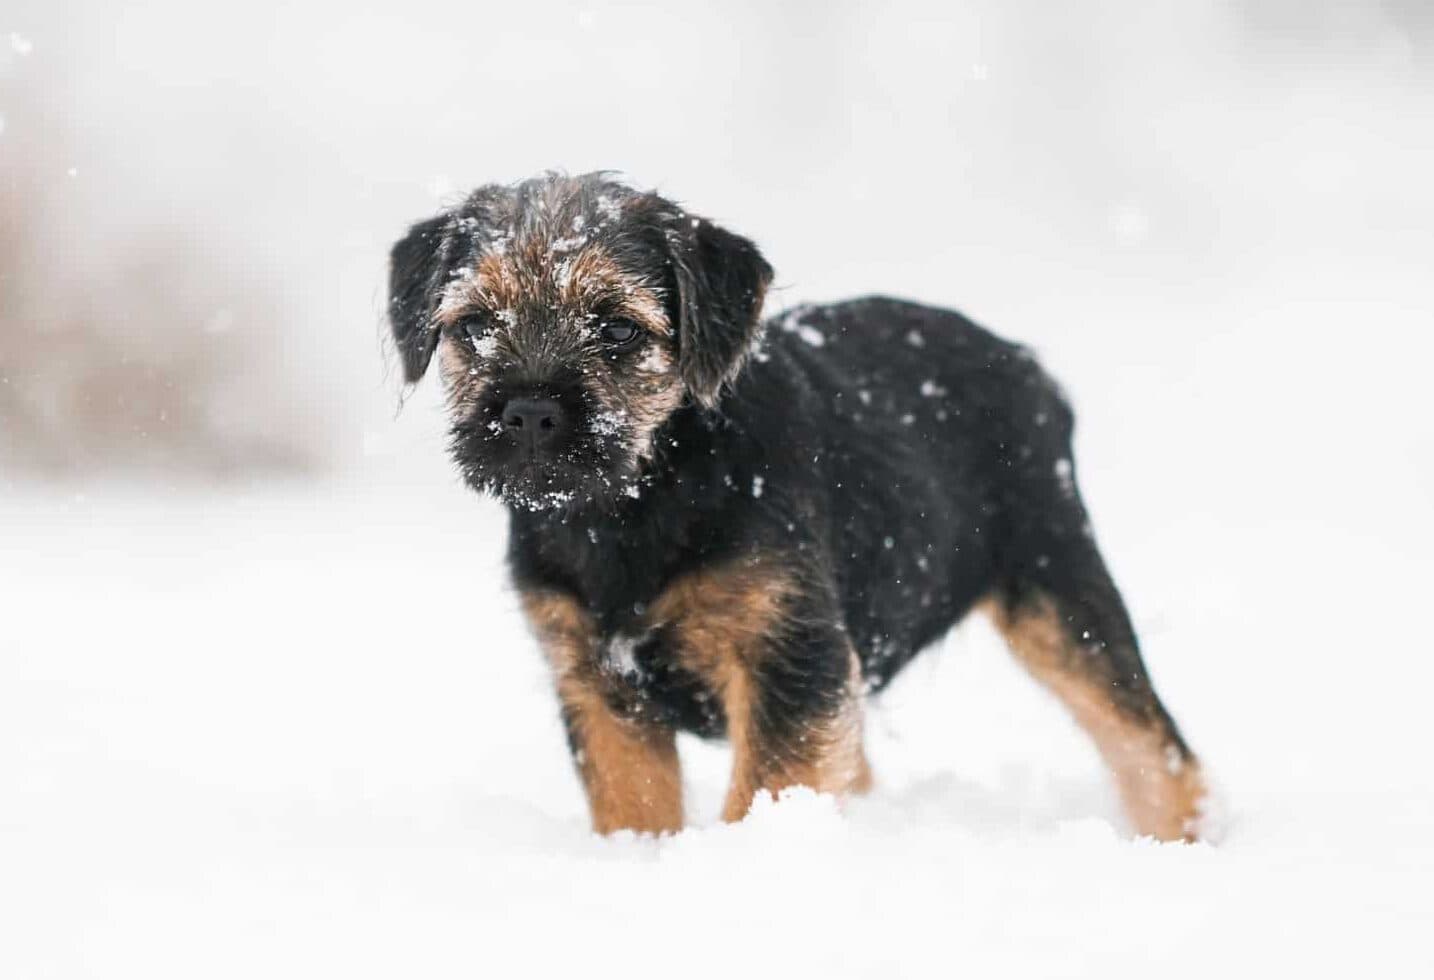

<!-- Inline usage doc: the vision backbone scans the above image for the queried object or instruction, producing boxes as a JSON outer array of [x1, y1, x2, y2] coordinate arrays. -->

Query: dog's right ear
[[388, 212, 452, 383]]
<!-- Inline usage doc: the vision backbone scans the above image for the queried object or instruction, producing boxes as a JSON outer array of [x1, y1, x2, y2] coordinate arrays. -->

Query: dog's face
[[388, 174, 772, 510]]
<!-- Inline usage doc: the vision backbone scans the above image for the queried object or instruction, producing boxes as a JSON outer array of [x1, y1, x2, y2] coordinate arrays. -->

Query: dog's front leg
[[648, 559, 873, 823], [522, 591, 684, 835], [555, 679, 684, 835], [718, 637, 872, 822]]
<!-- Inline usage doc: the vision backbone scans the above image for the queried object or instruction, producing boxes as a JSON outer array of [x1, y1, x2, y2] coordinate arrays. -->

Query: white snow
[[636, 346, 668, 374], [4, 476, 1430, 978], [587, 409, 626, 436], [1054, 457, 1076, 496], [549, 233, 588, 254], [795, 324, 826, 347], [602, 632, 645, 681], [779, 308, 827, 347], [470, 333, 498, 359]]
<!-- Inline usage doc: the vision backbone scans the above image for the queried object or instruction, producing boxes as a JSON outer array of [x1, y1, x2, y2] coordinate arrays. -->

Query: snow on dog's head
[[387, 172, 771, 511]]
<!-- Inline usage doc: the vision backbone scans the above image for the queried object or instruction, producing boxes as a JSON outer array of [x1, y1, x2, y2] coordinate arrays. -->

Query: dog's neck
[[505, 401, 756, 624]]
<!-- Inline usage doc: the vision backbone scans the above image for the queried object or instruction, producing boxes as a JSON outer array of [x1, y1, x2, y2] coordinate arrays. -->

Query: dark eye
[[599, 318, 641, 347], [454, 314, 489, 339]]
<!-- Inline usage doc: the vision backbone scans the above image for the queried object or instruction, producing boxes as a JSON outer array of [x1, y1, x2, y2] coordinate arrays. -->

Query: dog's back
[[737, 296, 1078, 689]]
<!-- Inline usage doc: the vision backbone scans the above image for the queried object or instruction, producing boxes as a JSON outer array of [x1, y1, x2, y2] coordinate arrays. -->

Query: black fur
[[503, 296, 1149, 696], [387, 212, 450, 383], [388, 173, 1196, 822], [667, 217, 773, 407]]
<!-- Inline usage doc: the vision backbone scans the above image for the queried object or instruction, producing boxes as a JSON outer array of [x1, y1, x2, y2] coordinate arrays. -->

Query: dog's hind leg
[[982, 495, 1209, 841]]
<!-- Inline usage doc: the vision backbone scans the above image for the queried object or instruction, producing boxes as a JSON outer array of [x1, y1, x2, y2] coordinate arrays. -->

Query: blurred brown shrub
[[0, 97, 328, 481]]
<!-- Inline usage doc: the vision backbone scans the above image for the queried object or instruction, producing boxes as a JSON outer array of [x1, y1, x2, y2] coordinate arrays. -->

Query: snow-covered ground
[[5, 0, 1434, 976], [6, 284, 1433, 976]]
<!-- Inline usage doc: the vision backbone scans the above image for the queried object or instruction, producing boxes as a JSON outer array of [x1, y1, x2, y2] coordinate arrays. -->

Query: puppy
[[388, 172, 1207, 841]]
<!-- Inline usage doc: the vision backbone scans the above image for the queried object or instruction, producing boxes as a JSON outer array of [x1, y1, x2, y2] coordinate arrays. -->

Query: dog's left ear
[[667, 216, 774, 409], [388, 212, 453, 384]]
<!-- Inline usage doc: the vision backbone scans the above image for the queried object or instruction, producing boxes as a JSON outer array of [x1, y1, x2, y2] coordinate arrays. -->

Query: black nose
[[501, 397, 563, 451]]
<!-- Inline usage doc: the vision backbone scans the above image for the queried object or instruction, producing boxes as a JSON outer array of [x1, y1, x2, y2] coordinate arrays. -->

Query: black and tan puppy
[[388, 172, 1207, 841]]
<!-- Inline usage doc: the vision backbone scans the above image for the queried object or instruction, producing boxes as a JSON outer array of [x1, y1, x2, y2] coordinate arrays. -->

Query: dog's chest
[[589, 620, 727, 738]]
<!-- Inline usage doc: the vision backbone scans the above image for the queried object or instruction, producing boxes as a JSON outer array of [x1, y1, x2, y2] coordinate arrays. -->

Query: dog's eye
[[454, 314, 490, 339], [599, 319, 641, 347]]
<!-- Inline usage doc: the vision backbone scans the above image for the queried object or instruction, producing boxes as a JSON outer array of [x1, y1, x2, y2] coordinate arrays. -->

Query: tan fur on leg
[[522, 591, 683, 835], [983, 596, 1206, 842], [646, 559, 872, 821]]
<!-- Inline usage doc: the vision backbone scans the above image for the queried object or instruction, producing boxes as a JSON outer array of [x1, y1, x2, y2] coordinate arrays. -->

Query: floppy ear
[[668, 217, 774, 409], [388, 212, 452, 383]]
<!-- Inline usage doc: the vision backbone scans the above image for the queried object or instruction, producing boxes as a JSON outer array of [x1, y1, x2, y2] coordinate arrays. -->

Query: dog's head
[[388, 173, 772, 510]]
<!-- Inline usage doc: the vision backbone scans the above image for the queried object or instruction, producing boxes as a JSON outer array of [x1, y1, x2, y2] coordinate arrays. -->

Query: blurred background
[[3, 3, 1434, 975], [3, 0, 1431, 492]]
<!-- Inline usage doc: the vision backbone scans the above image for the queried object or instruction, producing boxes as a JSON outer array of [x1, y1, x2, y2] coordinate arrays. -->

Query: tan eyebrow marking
[[435, 243, 669, 336]]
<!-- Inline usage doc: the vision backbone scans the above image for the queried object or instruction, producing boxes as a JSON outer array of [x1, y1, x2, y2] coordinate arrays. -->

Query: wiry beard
[[446, 413, 651, 515]]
